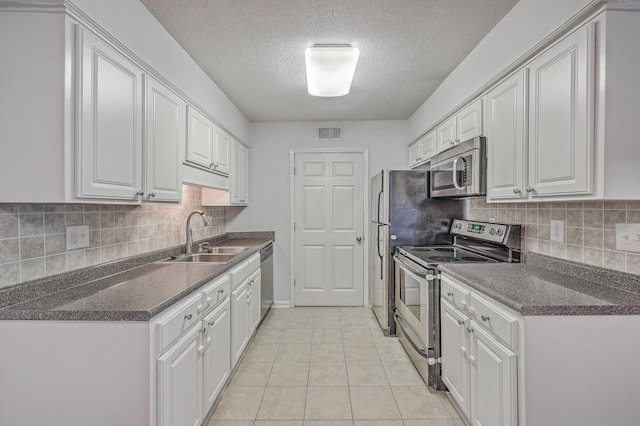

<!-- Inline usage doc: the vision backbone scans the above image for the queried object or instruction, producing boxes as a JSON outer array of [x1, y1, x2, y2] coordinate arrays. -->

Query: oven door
[[393, 252, 435, 355]]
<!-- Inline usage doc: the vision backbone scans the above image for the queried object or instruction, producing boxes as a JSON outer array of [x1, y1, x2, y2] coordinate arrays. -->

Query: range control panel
[[450, 219, 509, 243]]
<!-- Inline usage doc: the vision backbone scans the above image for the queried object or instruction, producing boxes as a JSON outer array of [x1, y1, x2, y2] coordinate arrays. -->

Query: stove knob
[[454, 223, 462, 230], [496, 229, 504, 236], [489, 228, 496, 236]]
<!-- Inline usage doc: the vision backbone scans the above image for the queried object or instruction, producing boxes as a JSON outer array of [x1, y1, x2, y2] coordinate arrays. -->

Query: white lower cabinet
[[202, 298, 231, 417], [441, 299, 471, 420], [441, 276, 519, 426], [231, 281, 250, 368], [469, 321, 518, 426], [157, 323, 203, 426], [248, 269, 262, 334]]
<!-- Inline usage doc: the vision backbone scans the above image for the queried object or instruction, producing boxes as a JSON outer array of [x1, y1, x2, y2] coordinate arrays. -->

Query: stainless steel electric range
[[393, 219, 522, 389]]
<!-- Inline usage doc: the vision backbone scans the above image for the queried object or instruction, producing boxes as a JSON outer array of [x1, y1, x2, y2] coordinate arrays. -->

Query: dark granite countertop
[[439, 253, 640, 316], [0, 233, 273, 321]]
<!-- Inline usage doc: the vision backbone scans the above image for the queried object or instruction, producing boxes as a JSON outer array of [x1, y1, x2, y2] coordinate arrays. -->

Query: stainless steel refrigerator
[[369, 170, 464, 335]]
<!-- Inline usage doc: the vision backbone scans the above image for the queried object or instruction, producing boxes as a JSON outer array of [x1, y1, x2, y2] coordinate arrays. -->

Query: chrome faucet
[[185, 210, 212, 255]]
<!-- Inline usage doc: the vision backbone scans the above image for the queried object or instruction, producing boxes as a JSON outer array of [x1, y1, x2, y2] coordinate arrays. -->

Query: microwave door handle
[[452, 156, 465, 190]]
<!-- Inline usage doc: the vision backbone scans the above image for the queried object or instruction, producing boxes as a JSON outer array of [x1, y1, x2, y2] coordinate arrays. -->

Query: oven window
[[398, 267, 422, 322]]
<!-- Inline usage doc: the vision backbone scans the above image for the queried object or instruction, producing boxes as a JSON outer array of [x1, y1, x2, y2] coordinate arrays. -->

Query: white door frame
[[289, 148, 369, 307]]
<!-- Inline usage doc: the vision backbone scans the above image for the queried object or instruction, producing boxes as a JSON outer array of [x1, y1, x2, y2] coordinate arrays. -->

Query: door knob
[[356, 236, 362, 242]]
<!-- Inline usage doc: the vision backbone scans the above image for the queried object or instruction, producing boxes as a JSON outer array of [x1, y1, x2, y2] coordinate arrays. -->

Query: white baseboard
[[271, 300, 292, 308]]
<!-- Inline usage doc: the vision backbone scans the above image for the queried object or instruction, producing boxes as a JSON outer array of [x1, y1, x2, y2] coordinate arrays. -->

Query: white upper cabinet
[[436, 115, 458, 152], [186, 106, 215, 169], [212, 126, 231, 175], [527, 23, 594, 198], [144, 76, 185, 203], [229, 139, 249, 205], [76, 27, 184, 204], [185, 107, 231, 176], [76, 27, 144, 201], [457, 99, 484, 142], [486, 70, 528, 200], [409, 130, 437, 168], [436, 99, 483, 153]]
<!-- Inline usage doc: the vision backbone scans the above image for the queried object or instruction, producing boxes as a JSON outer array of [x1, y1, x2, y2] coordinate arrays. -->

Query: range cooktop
[[398, 245, 497, 265]]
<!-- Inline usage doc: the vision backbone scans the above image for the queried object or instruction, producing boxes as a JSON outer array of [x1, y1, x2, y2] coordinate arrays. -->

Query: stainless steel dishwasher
[[260, 243, 274, 319]]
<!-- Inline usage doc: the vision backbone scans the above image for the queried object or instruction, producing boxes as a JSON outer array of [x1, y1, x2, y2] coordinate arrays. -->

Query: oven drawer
[[468, 293, 518, 350], [441, 275, 470, 312]]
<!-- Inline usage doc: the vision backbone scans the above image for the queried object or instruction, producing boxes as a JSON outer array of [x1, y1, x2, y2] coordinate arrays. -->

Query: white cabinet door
[[144, 76, 185, 203], [486, 70, 528, 200], [248, 269, 262, 334], [230, 140, 249, 205], [157, 324, 203, 426], [186, 106, 214, 170], [527, 23, 594, 197], [77, 27, 143, 200], [202, 298, 230, 417], [231, 282, 250, 368], [436, 115, 457, 152], [408, 141, 421, 168], [419, 130, 437, 161], [212, 125, 231, 175], [470, 321, 518, 426], [457, 99, 483, 142], [441, 299, 471, 420]]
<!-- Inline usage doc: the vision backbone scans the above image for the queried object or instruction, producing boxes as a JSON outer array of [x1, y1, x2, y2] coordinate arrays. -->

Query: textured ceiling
[[140, 0, 518, 122]]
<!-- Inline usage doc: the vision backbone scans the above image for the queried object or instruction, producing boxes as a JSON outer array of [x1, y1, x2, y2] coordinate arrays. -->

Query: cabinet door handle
[[447, 292, 454, 297], [481, 315, 490, 321], [513, 188, 522, 194], [184, 314, 193, 321], [135, 190, 144, 196], [218, 289, 224, 294], [466, 326, 474, 333], [148, 192, 156, 198], [457, 319, 465, 326], [450, 141, 455, 146], [208, 321, 215, 327], [526, 186, 534, 193]]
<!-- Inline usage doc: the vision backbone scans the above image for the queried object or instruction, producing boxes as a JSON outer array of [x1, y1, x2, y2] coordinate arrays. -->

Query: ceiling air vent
[[317, 126, 343, 141]]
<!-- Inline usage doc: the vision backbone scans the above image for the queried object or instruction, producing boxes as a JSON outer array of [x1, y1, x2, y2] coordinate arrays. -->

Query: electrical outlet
[[615, 223, 640, 253], [66, 225, 90, 250], [550, 220, 564, 242]]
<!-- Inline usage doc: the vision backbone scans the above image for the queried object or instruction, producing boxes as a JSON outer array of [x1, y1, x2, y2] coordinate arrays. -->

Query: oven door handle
[[393, 253, 434, 280]]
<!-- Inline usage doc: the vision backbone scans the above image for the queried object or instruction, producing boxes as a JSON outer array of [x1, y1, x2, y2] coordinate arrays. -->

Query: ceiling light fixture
[[305, 44, 360, 97]]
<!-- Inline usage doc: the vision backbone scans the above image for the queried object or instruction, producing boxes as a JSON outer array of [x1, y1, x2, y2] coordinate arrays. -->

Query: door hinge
[[293, 166, 296, 175], [294, 279, 296, 287], [294, 222, 296, 231]]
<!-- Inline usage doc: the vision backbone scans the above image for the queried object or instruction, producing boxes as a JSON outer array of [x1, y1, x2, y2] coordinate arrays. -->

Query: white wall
[[408, 0, 593, 142], [71, 0, 250, 142], [226, 121, 408, 304]]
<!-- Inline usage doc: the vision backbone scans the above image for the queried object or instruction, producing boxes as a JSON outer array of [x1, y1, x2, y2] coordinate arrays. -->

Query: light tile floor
[[208, 307, 464, 426]]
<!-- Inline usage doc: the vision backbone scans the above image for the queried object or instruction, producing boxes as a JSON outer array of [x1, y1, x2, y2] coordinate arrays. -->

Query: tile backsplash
[[0, 185, 225, 288], [468, 199, 640, 276]]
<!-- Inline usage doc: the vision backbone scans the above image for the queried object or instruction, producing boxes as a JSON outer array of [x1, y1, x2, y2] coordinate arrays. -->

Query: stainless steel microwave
[[430, 137, 486, 198]]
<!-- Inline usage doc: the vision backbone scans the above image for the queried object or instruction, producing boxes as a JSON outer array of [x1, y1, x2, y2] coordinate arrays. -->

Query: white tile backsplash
[[0, 185, 225, 288]]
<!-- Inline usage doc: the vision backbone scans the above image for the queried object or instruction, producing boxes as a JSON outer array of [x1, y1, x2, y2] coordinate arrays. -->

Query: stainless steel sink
[[163, 253, 237, 263]]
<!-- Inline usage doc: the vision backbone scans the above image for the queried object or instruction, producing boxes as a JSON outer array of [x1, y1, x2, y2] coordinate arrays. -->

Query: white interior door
[[294, 152, 365, 306]]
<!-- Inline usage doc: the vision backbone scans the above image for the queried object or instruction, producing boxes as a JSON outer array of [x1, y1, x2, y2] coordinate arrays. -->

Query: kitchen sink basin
[[163, 253, 237, 263]]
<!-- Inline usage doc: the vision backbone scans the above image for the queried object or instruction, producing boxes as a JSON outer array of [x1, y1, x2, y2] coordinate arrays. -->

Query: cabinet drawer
[[247, 253, 260, 274], [202, 274, 231, 312], [229, 261, 249, 289], [468, 293, 517, 350], [156, 293, 203, 354], [441, 275, 470, 311]]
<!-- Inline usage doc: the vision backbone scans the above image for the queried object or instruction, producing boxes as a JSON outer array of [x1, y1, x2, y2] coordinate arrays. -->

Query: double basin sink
[[162, 246, 249, 264]]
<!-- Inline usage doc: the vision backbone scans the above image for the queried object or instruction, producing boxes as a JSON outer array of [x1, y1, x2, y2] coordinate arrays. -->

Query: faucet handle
[[198, 242, 211, 253]]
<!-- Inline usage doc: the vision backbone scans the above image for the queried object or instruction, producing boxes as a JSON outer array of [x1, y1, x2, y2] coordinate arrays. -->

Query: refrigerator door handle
[[377, 224, 384, 279], [376, 190, 383, 224]]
